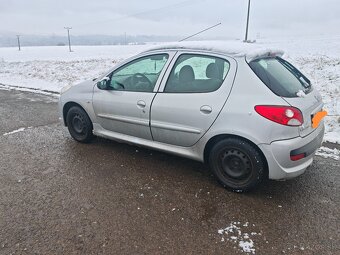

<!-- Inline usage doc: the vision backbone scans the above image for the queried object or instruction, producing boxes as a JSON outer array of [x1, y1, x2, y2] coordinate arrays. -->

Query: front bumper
[[58, 96, 66, 126], [259, 123, 325, 180]]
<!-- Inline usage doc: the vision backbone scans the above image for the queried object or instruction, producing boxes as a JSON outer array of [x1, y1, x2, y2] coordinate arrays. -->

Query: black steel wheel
[[66, 106, 94, 143], [209, 138, 266, 192]]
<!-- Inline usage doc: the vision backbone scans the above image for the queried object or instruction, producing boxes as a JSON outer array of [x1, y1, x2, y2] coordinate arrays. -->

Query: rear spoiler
[[246, 49, 285, 62]]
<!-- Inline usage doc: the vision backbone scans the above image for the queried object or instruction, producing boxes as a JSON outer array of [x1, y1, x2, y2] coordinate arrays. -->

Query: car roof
[[142, 40, 284, 61]]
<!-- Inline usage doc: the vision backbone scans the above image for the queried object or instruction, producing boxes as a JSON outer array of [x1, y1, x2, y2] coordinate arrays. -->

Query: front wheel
[[66, 106, 94, 143], [209, 138, 266, 192]]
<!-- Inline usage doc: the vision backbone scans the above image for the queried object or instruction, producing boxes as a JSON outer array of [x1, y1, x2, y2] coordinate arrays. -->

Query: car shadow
[[63, 135, 327, 203]]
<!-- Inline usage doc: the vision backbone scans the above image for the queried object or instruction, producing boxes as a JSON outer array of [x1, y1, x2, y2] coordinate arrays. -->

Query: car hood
[[61, 79, 95, 95]]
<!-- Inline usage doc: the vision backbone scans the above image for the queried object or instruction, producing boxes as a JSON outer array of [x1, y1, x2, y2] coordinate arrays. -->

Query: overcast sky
[[0, 0, 339, 39]]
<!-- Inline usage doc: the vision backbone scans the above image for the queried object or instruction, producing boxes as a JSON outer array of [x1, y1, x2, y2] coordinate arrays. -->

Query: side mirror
[[97, 77, 110, 90]]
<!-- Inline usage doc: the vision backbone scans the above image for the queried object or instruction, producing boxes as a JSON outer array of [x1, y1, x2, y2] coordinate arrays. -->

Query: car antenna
[[178, 22, 222, 42]]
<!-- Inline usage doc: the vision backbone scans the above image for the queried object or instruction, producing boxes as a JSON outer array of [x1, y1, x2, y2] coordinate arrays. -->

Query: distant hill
[[0, 34, 180, 47]]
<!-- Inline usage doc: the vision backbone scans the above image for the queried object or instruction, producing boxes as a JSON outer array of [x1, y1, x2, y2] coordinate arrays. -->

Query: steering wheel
[[131, 73, 152, 91]]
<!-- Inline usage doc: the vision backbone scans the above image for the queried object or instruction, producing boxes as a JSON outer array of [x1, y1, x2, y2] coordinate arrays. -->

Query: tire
[[66, 106, 94, 143], [209, 138, 266, 192]]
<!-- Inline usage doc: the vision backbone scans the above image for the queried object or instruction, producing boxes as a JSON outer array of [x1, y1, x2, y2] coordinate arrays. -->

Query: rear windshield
[[249, 57, 312, 98]]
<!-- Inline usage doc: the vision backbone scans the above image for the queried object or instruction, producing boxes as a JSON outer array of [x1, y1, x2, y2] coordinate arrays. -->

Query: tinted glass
[[109, 54, 169, 92], [165, 54, 230, 93], [249, 57, 312, 98]]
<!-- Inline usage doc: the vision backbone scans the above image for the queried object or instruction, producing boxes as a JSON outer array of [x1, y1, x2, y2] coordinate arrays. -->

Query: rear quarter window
[[249, 57, 312, 98]]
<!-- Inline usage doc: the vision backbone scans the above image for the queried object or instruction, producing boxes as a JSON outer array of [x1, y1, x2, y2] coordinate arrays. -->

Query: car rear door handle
[[200, 105, 212, 114], [137, 100, 146, 108]]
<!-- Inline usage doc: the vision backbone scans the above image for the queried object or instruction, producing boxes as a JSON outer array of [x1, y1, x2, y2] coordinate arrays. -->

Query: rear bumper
[[259, 124, 325, 180]]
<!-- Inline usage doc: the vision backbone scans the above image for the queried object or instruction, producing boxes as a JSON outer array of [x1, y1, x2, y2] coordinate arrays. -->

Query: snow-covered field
[[0, 36, 339, 144], [0, 44, 149, 92]]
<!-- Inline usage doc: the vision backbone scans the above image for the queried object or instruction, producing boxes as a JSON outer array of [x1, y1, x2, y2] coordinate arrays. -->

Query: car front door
[[150, 52, 237, 147], [92, 53, 173, 140]]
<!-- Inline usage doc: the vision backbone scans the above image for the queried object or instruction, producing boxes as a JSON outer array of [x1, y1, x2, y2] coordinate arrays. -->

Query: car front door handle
[[137, 100, 146, 108], [200, 105, 212, 114]]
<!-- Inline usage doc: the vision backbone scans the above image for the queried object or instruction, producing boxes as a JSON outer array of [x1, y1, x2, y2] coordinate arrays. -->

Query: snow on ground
[[0, 36, 339, 143], [316, 146, 340, 160], [0, 45, 149, 93], [218, 222, 260, 254], [2, 127, 30, 136], [0, 44, 149, 62]]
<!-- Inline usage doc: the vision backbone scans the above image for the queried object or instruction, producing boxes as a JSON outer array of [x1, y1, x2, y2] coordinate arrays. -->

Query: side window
[[165, 54, 230, 93], [110, 54, 169, 92]]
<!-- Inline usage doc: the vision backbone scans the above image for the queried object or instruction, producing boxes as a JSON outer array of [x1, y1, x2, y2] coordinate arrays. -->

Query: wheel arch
[[203, 134, 269, 178], [63, 102, 87, 126]]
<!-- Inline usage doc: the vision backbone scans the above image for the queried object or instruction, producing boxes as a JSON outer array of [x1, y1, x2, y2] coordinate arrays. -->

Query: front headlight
[[61, 84, 72, 94]]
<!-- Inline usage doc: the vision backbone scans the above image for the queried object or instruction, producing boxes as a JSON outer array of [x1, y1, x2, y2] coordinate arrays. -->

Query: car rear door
[[150, 52, 237, 147]]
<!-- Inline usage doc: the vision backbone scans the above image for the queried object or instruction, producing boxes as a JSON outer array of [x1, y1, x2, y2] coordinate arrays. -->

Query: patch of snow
[[0, 83, 59, 96], [296, 90, 306, 98], [316, 147, 340, 160], [324, 130, 340, 144], [3, 127, 26, 136], [282, 245, 307, 253], [239, 240, 255, 253], [218, 222, 259, 254]]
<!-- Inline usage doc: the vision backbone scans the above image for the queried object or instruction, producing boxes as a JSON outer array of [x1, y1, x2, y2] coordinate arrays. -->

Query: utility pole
[[244, 0, 251, 42], [64, 27, 72, 52], [16, 35, 21, 51]]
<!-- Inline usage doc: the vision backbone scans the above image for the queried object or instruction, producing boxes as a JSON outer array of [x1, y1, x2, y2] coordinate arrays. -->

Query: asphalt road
[[0, 89, 339, 255]]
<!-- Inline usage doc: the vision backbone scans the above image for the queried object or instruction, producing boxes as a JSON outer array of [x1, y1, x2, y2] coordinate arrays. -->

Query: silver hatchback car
[[59, 42, 325, 192]]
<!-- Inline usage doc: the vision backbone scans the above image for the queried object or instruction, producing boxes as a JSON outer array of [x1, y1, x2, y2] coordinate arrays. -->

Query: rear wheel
[[209, 138, 266, 192], [66, 106, 94, 143]]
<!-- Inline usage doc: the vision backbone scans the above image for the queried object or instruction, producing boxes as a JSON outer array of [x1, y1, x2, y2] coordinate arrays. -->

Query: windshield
[[249, 57, 312, 98]]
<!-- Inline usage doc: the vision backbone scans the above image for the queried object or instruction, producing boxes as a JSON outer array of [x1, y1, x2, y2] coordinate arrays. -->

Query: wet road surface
[[0, 89, 339, 254]]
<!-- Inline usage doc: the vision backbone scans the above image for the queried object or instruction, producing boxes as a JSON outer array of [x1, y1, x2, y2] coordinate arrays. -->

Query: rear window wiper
[[277, 57, 311, 88]]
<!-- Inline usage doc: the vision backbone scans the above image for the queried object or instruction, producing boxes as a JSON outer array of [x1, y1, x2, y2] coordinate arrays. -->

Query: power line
[[179, 22, 222, 42]]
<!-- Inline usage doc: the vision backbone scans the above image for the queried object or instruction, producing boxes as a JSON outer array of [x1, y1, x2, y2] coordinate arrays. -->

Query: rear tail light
[[254, 105, 303, 126]]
